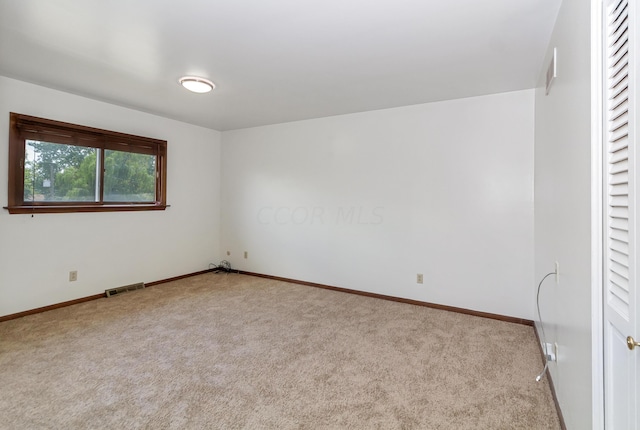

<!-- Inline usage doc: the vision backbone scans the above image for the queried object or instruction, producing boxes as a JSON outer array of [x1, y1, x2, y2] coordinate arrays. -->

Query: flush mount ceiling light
[[179, 76, 215, 93]]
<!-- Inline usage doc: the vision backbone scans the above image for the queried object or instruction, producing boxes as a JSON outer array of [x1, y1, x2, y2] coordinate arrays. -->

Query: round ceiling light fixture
[[179, 76, 215, 93]]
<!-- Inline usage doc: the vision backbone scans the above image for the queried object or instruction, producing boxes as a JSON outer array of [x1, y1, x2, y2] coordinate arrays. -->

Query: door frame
[[590, 0, 605, 428], [592, 0, 640, 427]]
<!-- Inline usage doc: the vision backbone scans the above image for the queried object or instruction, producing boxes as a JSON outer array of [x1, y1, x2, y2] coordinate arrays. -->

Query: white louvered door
[[603, 0, 639, 428]]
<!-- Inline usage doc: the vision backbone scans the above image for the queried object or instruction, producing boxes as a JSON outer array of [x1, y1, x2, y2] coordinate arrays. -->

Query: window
[[6, 112, 167, 214]]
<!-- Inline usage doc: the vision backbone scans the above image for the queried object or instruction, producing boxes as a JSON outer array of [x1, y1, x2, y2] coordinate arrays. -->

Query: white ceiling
[[0, 0, 561, 131]]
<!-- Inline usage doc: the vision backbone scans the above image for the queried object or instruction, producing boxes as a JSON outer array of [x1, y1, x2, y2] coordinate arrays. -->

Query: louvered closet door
[[603, 0, 639, 428]]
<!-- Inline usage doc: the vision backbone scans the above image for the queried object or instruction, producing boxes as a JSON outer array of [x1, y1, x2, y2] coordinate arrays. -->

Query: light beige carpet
[[0, 274, 561, 429]]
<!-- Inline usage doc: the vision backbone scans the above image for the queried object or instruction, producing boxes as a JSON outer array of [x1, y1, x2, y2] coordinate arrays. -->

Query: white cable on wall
[[535, 271, 556, 382]]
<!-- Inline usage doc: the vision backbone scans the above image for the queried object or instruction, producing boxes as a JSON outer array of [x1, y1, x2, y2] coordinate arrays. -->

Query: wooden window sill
[[3, 204, 169, 214]]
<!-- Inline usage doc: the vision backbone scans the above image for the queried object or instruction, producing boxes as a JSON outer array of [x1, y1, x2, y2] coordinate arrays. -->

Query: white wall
[[0, 77, 222, 317], [221, 90, 535, 319], [533, 0, 593, 428]]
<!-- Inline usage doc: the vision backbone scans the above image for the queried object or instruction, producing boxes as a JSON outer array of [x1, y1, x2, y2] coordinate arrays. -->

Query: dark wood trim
[[4, 204, 168, 214], [533, 325, 567, 430], [2, 265, 533, 326], [7, 113, 24, 209], [6, 112, 168, 214], [12, 112, 165, 146], [239, 270, 534, 326], [157, 144, 167, 211], [145, 269, 214, 287], [0, 294, 104, 322], [0, 269, 214, 322]]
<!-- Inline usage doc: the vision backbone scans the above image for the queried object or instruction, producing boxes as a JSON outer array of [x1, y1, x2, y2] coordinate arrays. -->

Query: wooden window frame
[[5, 112, 167, 214]]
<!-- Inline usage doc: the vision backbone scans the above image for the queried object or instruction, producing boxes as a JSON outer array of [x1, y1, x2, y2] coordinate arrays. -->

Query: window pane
[[104, 150, 156, 202], [24, 140, 98, 202], [9, 113, 167, 214]]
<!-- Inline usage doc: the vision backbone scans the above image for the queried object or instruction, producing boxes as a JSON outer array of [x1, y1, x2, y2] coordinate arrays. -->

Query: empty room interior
[[1, 0, 638, 429]]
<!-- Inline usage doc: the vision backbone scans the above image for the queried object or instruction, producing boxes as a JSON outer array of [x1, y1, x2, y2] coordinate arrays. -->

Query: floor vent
[[105, 282, 145, 297]]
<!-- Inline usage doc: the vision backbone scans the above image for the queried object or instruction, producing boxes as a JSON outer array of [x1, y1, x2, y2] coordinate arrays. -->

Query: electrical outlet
[[244, 251, 248, 259], [555, 261, 560, 284], [417, 273, 423, 284], [69, 271, 78, 282], [544, 342, 557, 362]]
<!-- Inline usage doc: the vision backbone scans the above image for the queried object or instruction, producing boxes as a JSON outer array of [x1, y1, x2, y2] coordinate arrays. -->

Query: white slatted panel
[[606, 0, 632, 318]]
